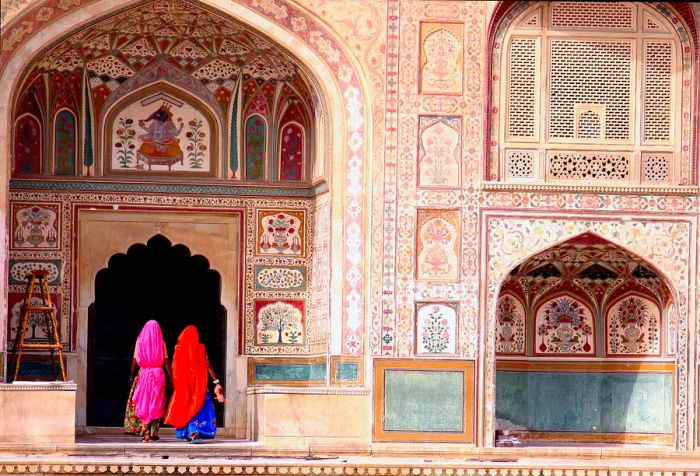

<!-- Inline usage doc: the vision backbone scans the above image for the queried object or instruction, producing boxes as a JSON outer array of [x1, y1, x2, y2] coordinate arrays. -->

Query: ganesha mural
[[105, 87, 218, 176]]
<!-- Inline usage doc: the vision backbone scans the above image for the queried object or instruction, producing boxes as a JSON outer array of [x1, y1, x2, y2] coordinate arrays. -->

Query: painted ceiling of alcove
[[21, 0, 312, 117], [501, 232, 673, 309]]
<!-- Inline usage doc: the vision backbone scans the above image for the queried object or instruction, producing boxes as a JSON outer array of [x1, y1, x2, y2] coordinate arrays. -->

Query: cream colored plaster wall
[[0, 383, 76, 443], [75, 210, 243, 434], [248, 391, 371, 447]]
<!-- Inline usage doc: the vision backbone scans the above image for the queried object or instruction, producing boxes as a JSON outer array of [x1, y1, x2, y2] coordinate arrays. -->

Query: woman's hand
[[214, 383, 225, 403]]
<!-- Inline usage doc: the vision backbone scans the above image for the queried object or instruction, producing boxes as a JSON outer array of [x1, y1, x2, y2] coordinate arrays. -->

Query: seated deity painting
[[106, 91, 216, 176], [137, 103, 184, 167]]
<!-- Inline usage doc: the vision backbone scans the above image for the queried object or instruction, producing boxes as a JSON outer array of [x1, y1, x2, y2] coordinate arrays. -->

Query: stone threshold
[[0, 454, 699, 475], [0, 440, 696, 460]]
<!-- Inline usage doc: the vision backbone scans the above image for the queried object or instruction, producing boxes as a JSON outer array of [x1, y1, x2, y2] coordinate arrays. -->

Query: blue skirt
[[175, 392, 217, 441]]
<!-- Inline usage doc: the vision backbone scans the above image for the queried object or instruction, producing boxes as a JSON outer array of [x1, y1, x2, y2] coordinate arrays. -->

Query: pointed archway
[[87, 234, 226, 427], [494, 232, 676, 446]]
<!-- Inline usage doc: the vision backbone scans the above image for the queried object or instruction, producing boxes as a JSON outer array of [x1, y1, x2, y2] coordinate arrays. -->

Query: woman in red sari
[[124, 320, 171, 442], [164, 325, 224, 443]]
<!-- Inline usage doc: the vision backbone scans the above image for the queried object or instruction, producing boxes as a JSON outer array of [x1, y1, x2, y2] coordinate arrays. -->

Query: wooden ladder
[[10, 270, 67, 382]]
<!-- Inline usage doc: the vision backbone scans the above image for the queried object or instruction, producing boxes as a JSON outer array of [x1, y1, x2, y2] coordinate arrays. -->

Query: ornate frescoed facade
[[1, 0, 700, 458]]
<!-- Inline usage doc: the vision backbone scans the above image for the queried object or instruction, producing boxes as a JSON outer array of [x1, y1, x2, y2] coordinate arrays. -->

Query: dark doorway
[[87, 234, 226, 427]]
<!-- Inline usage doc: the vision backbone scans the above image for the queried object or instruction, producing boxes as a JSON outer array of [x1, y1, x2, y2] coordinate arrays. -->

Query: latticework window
[[495, 2, 687, 186]]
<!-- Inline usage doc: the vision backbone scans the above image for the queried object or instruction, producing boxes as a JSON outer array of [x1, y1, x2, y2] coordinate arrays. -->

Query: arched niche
[[493, 231, 677, 446], [101, 82, 220, 178], [0, 0, 369, 362], [87, 234, 226, 427], [76, 209, 241, 431]]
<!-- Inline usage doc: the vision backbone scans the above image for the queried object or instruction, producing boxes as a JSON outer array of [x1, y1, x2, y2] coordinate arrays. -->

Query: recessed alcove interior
[[11, 0, 327, 185], [494, 232, 676, 446], [87, 233, 226, 428], [6, 0, 346, 438]]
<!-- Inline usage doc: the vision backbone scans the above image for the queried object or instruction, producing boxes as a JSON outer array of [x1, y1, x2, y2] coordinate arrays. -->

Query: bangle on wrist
[[212, 379, 220, 385]]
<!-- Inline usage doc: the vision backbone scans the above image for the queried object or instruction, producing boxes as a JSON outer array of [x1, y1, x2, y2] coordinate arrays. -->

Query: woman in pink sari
[[124, 320, 171, 442]]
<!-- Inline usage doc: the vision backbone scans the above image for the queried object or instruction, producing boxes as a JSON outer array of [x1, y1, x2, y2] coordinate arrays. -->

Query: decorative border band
[[496, 360, 676, 373], [246, 386, 369, 396], [0, 383, 77, 391], [482, 182, 700, 196], [9, 179, 324, 198]]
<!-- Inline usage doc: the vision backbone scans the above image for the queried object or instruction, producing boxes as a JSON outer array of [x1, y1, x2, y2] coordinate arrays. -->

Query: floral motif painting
[[108, 92, 215, 176], [415, 302, 458, 355], [496, 294, 526, 354], [8, 260, 62, 285], [256, 209, 306, 256], [279, 122, 304, 181], [254, 299, 305, 345], [667, 303, 676, 355], [13, 114, 41, 175], [254, 265, 306, 291], [606, 294, 661, 356], [245, 115, 266, 180], [8, 292, 61, 344], [416, 209, 460, 282], [54, 110, 76, 175], [534, 294, 595, 355], [418, 116, 461, 188], [11, 202, 60, 250], [419, 23, 463, 95]]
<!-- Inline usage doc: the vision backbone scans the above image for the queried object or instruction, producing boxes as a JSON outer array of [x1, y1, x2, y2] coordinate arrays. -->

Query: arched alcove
[[0, 0, 370, 365], [494, 232, 676, 446], [87, 234, 226, 427]]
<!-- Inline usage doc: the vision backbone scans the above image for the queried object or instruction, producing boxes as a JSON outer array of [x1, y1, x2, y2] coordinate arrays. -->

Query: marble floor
[[0, 435, 698, 475]]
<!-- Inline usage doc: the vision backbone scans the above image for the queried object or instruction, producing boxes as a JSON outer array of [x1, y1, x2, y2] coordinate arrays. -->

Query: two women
[[125, 322, 224, 443]]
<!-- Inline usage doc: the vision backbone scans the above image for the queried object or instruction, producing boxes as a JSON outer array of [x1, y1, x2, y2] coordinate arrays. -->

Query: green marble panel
[[496, 370, 673, 434], [335, 361, 359, 381], [254, 362, 326, 382], [383, 369, 464, 432]]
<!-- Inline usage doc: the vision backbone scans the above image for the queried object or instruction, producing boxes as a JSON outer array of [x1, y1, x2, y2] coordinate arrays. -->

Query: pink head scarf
[[132, 320, 167, 424]]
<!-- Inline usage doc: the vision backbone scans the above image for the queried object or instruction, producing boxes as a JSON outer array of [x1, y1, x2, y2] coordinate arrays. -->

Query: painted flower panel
[[416, 302, 458, 355], [420, 23, 463, 95], [245, 115, 266, 180], [256, 209, 306, 256], [416, 209, 460, 282], [496, 294, 526, 354], [606, 294, 661, 355], [11, 202, 60, 250], [418, 116, 461, 189], [54, 110, 77, 175], [534, 294, 595, 355], [280, 122, 303, 181]]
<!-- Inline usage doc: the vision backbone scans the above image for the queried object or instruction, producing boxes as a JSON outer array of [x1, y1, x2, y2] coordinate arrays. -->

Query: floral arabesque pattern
[[607, 295, 660, 355], [535, 295, 594, 355], [418, 116, 461, 189], [415, 302, 458, 355], [496, 294, 525, 354], [416, 209, 460, 282], [257, 210, 304, 256]]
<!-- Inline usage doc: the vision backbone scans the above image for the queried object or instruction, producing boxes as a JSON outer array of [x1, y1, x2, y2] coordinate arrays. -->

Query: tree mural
[[257, 301, 303, 344]]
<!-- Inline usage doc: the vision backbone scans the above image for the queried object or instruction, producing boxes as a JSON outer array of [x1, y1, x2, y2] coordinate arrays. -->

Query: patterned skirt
[[123, 372, 161, 438], [175, 392, 217, 441]]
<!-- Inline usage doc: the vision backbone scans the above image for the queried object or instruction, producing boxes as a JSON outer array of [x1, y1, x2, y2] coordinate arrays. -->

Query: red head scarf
[[164, 325, 208, 428]]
